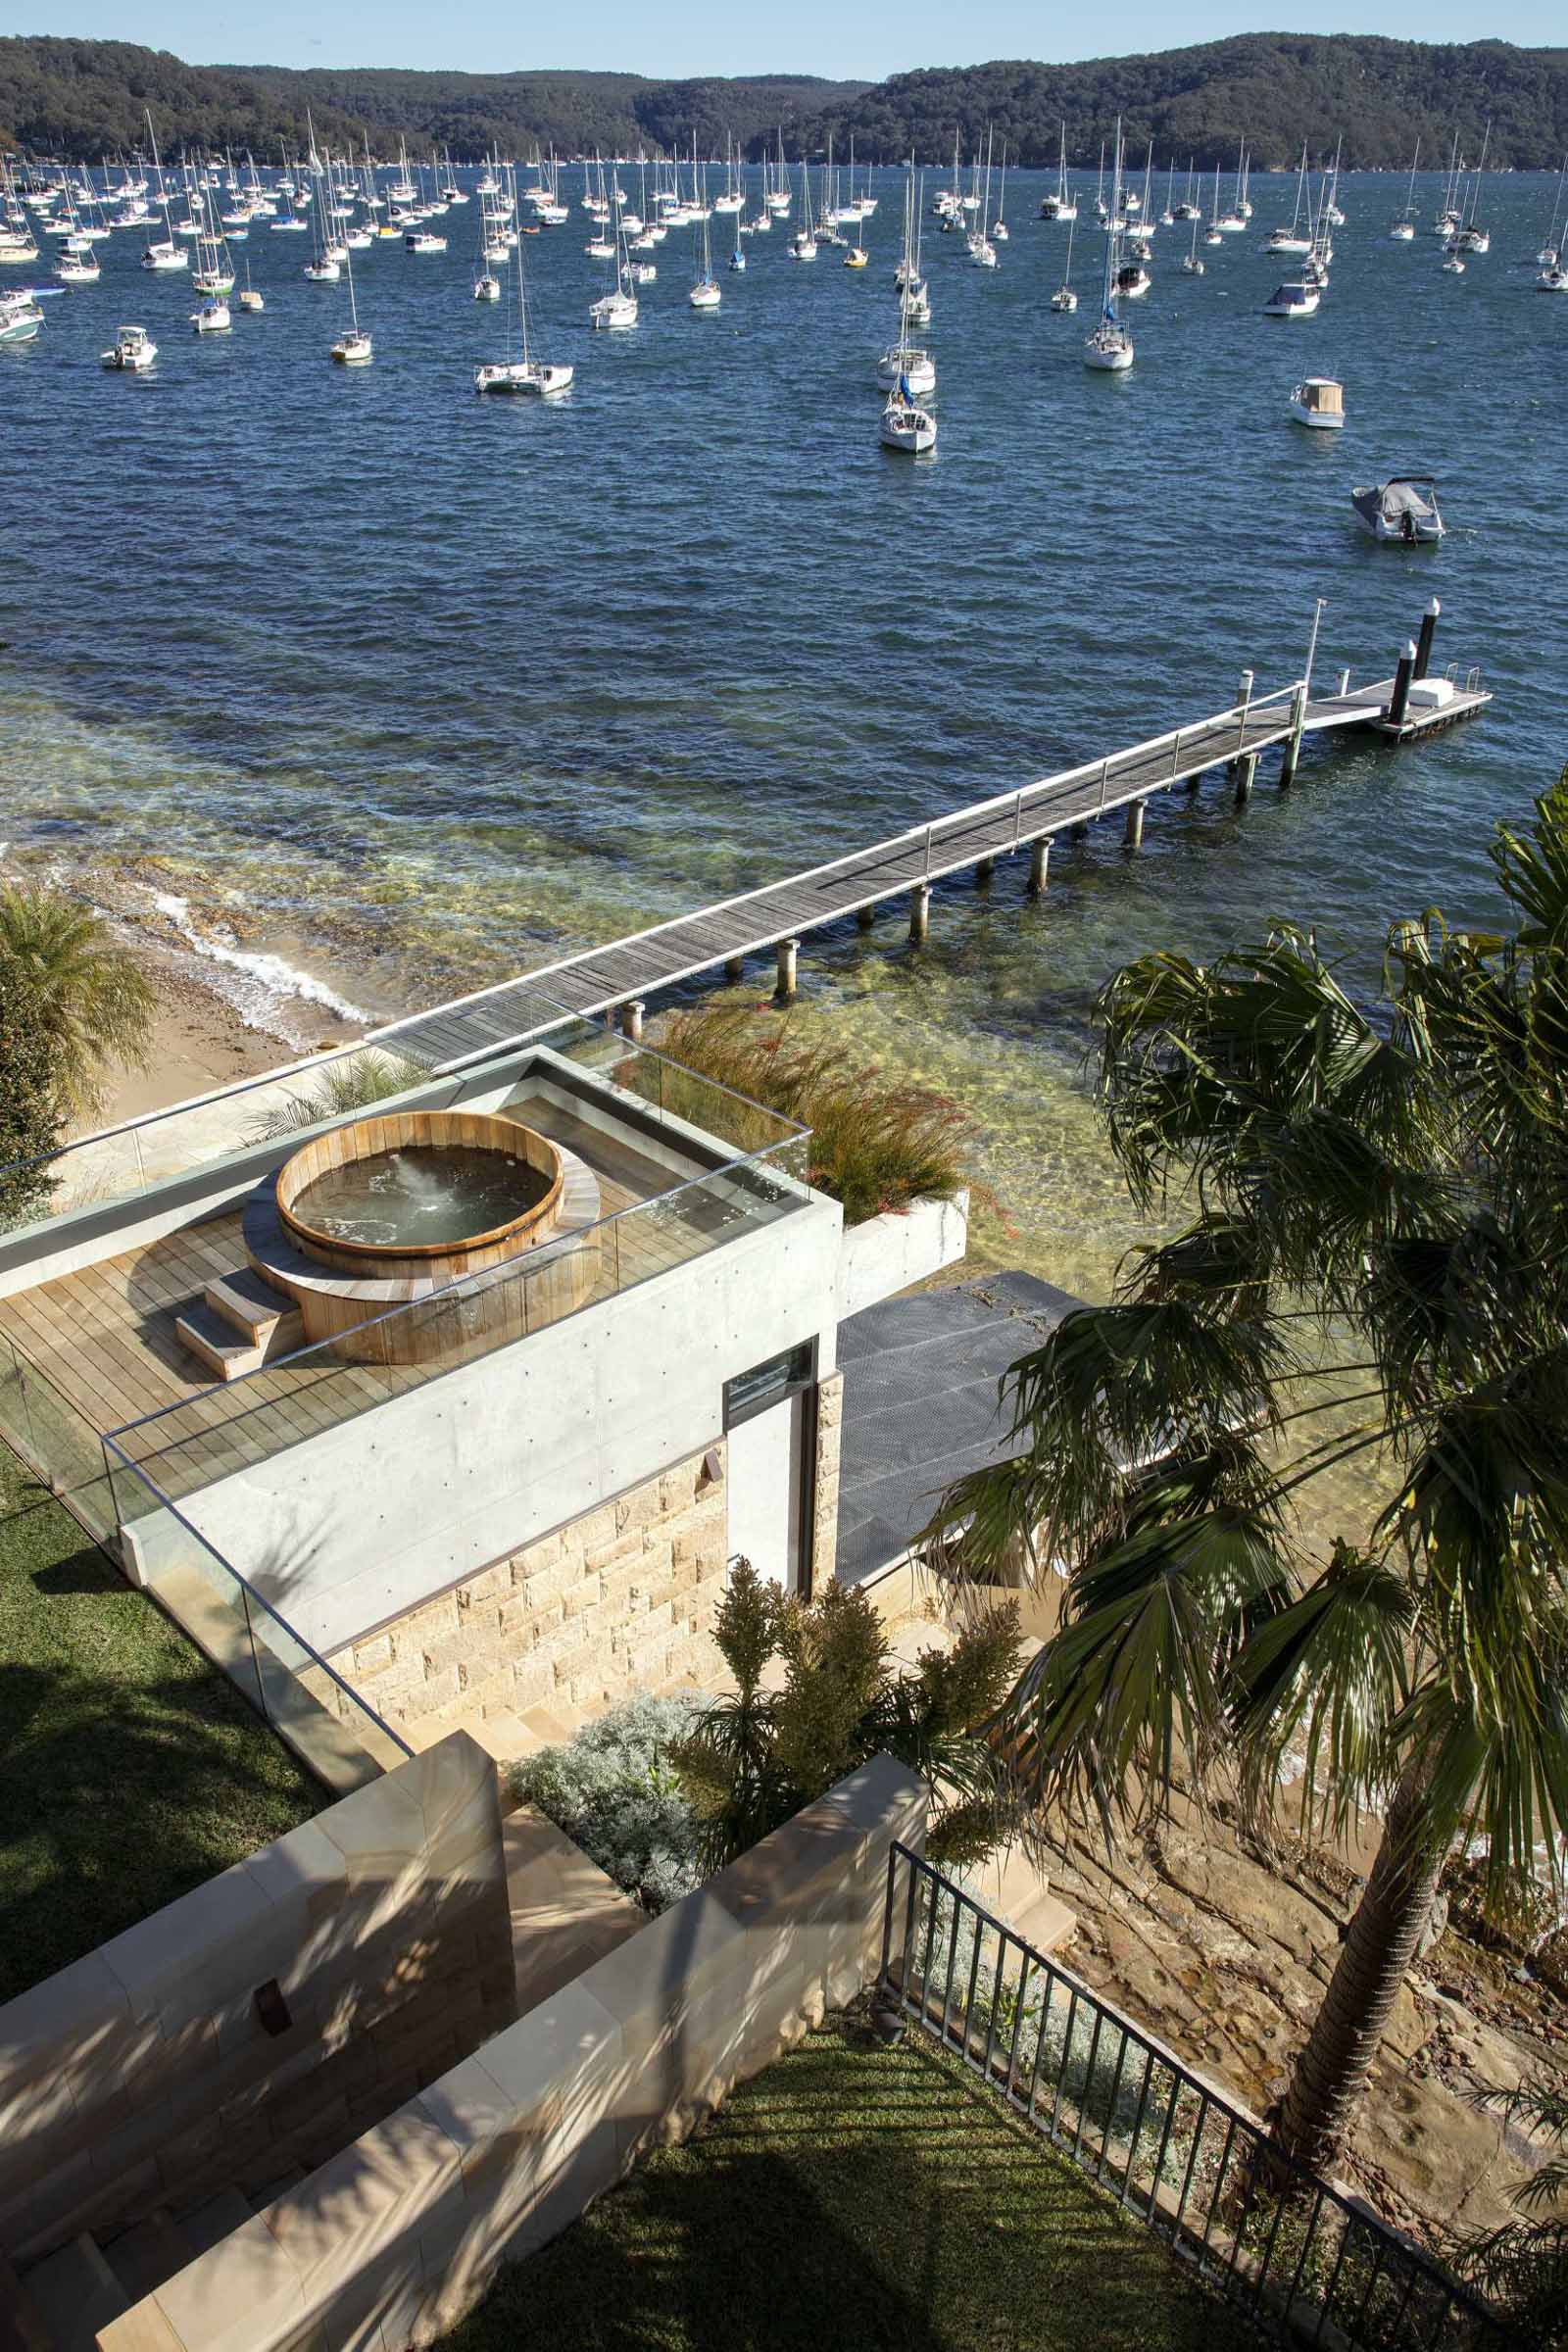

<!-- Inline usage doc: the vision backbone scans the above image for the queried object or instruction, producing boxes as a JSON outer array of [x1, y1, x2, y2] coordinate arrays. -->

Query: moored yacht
[[1288, 375, 1344, 428], [1262, 279, 1319, 318]]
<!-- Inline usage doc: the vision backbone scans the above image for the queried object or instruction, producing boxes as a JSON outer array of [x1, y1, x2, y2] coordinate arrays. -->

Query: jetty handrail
[[364, 679, 1306, 1045]]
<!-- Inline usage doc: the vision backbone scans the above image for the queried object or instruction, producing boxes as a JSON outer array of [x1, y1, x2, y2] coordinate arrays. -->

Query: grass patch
[[0, 1445, 319, 2004], [442, 2007, 1256, 2352], [653, 1005, 979, 1227]]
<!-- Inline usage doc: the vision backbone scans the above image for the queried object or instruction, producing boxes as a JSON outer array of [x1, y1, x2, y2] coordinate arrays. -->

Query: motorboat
[[0, 290, 44, 345], [1350, 476, 1445, 544], [879, 392, 936, 454], [1115, 262, 1151, 301], [405, 231, 447, 253], [101, 323, 157, 369], [141, 238, 187, 270], [190, 297, 231, 332], [1288, 375, 1344, 429], [1539, 262, 1568, 293], [1262, 280, 1319, 318]]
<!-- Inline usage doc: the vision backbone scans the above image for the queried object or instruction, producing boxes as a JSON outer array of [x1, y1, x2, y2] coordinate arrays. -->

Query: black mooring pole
[[1413, 597, 1441, 682], [1388, 640, 1417, 730]]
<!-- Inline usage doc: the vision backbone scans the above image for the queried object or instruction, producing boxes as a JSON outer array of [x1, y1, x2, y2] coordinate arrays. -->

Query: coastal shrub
[[667, 1560, 1023, 1873], [651, 1004, 978, 1225], [0, 950, 62, 1229], [248, 1049, 427, 1141], [509, 1691, 704, 1914], [0, 883, 154, 1121]]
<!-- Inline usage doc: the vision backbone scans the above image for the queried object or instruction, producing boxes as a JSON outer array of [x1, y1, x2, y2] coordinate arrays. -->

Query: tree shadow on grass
[[444, 2026, 1250, 2352], [0, 1502, 318, 2004]]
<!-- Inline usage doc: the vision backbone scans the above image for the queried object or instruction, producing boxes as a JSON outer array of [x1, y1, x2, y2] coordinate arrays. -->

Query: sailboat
[[1051, 213, 1079, 310], [1455, 122, 1491, 253], [589, 196, 637, 327], [330, 241, 371, 363], [1535, 155, 1566, 266], [1085, 126, 1134, 371], [876, 178, 936, 394], [236, 255, 264, 312], [140, 111, 187, 271], [1390, 142, 1420, 240], [476, 235, 572, 394], [1040, 122, 1076, 220], [879, 208, 936, 456], [1266, 148, 1313, 255], [689, 207, 720, 308], [729, 205, 747, 270], [1204, 166, 1224, 245], [788, 159, 817, 259], [992, 145, 1008, 240], [1180, 211, 1205, 275]]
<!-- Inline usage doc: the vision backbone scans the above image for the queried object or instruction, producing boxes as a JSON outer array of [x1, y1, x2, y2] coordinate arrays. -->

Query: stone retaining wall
[[99, 1755, 927, 2352], [0, 1735, 514, 2270], [327, 1444, 731, 1735]]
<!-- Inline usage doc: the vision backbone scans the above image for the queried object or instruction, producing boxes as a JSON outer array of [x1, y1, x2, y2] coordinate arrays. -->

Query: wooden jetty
[[377, 614, 1490, 1075]]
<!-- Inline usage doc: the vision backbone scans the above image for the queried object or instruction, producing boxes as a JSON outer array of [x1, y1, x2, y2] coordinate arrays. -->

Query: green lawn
[[444, 2009, 1258, 2352], [0, 1445, 319, 2005]]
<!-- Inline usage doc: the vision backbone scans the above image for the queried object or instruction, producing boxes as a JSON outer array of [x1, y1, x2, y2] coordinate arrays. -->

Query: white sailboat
[[236, 255, 264, 312], [992, 145, 1009, 240], [689, 207, 720, 308], [589, 197, 638, 328], [1181, 211, 1205, 275], [330, 241, 371, 363], [1051, 214, 1078, 310], [140, 112, 187, 271], [1085, 129, 1135, 370], [476, 235, 573, 394], [788, 159, 817, 259], [1390, 142, 1420, 240], [1041, 121, 1077, 220], [879, 220, 936, 455], [876, 177, 935, 394]]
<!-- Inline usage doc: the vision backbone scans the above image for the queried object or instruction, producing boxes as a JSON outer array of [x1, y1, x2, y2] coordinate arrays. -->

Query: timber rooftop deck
[[373, 657, 1490, 1076], [0, 1097, 734, 1481]]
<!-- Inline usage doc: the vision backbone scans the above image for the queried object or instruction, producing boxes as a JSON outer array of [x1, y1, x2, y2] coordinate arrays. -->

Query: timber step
[[174, 1268, 303, 1384], [204, 1266, 302, 1348]]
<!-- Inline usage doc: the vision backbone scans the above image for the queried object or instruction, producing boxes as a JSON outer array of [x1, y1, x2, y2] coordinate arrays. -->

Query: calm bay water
[[2, 165, 1565, 1304]]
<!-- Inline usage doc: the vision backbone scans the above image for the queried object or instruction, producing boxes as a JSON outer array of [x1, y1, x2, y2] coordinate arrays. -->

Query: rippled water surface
[[3, 166, 1565, 1302]]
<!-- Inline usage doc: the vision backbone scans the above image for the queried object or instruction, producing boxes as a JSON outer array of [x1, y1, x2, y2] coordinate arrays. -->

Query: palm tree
[[924, 773, 1568, 2176], [0, 884, 156, 1121]]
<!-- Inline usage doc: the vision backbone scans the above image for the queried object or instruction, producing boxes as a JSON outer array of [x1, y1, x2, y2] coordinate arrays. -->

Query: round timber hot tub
[[247, 1108, 601, 1365]]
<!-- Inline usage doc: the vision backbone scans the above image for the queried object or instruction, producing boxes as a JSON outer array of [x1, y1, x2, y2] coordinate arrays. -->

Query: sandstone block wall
[[98, 1755, 928, 2352], [0, 1735, 514, 2269], [326, 1444, 731, 1737], [811, 1370, 844, 1591]]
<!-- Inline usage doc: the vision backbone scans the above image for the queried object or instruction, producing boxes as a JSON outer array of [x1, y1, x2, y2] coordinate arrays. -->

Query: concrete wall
[[125, 1187, 844, 1660], [835, 1191, 969, 1323], [320, 1443, 732, 1735], [0, 1735, 514, 2270], [97, 1755, 926, 2352]]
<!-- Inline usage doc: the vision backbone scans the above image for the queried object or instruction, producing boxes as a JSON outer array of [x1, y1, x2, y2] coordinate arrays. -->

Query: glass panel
[[103, 1444, 405, 1792]]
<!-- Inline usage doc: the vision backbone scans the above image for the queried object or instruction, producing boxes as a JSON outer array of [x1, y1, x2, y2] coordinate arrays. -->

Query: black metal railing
[[879, 1844, 1517, 2351]]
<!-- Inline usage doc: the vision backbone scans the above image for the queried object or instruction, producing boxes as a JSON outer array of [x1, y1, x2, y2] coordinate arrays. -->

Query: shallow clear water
[[291, 1142, 547, 1247], [2, 165, 1564, 1312]]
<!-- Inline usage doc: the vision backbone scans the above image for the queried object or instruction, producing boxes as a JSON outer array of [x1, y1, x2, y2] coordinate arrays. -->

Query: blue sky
[[24, 2, 1564, 77]]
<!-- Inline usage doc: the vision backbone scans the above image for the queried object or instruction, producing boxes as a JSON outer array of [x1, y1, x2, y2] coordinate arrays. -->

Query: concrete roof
[[833, 1269, 1079, 1591]]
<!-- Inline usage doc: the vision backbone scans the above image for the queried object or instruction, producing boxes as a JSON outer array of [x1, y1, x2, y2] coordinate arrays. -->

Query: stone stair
[[16, 2173, 305, 2350], [173, 1266, 303, 1383]]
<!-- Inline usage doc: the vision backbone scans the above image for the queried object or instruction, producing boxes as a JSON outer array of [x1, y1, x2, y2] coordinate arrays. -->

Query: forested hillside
[[2, 32, 1565, 166], [0, 41, 862, 162], [816, 37, 1568, 169]]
